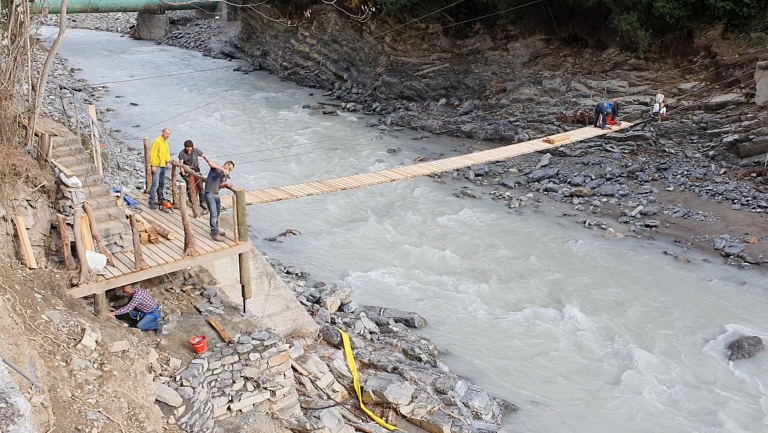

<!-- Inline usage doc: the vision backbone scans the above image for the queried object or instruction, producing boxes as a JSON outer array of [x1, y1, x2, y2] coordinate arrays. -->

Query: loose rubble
[[269, 258, 518, 433]]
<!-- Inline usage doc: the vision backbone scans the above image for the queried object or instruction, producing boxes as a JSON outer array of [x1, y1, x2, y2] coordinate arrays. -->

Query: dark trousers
[[640, 114, 660, 130], [593, 105, 609, 129]]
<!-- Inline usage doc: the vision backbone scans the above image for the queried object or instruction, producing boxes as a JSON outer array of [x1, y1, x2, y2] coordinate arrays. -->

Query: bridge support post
[[135, 11, 169, 41], [234, 189, 252, 314]]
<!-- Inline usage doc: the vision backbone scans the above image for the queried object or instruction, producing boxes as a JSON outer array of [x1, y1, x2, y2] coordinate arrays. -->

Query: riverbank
[[34, 30, 523, 433], [36, 17, 768, 270]]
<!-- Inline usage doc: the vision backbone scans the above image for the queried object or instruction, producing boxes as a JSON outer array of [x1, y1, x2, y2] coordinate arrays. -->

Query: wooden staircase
[[38, 117, 132, 251]]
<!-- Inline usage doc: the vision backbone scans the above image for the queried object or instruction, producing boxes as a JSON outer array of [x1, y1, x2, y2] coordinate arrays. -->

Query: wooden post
[[79, 213, 95, 251], [12, 217, 38, 269], [93, 293, 108, 317], [232, 195, 239, 243], [234, 189, 252, 312], [83, 202, 115, 267], [56, 214, 77, 271], [129, 214, 149, 270], [171, 164, 178, 208], [143, 138, 151, 194], [38, 133, 50, 163], [179, 184, 198, 257], [73, 208, 95, 285], [87, 105, 103, 175], [189, 174, 201, 218]]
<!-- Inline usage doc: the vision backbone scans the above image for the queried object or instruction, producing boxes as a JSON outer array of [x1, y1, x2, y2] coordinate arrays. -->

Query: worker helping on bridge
[[593, 100, 620, 129]]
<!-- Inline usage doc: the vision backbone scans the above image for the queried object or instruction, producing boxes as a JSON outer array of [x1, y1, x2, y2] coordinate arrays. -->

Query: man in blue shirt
[[205, 160, 235, 242]]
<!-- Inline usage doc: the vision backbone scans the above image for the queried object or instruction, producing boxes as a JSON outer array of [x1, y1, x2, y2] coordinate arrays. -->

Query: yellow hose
[[338, 328, 403, 431]]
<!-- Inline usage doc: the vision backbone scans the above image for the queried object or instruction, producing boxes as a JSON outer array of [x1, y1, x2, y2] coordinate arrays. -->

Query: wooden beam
[[179, 184, 198, 257], [129, 214, 149, 270], [79, 213, 95, 252], [139, 216, 175, 240], [38, 133, 50, 163], [56, 214, 77, 271], [83, 202, 115, 266], [234, 189, 252, 308], [12, 217, 37, 269], [171, 160, 206, 181], [50, 159, 75, 178], [93, 293, 108, 317], [73, 209, 95, 285], [143, 138, 151, 194], [206, 317, 234, 343], [234, 189, 248, 241], [67, 242, 250, 298], [189, 174, 201, 218], [87, 105, 103, 175], [543, 134, 571, 145]]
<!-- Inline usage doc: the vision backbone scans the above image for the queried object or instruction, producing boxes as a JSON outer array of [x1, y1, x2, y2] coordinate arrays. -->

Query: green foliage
[[279, 0, 767, 51]]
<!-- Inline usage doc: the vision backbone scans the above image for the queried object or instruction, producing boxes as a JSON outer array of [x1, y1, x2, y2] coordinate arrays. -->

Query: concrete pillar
[[756, 61, 768, 107], [135, 12, 170, 41], [216, 0, 240, 21]]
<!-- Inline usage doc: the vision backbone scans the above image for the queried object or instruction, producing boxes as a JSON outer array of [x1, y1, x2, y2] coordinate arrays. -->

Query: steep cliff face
[[237, 4, 635, 104]]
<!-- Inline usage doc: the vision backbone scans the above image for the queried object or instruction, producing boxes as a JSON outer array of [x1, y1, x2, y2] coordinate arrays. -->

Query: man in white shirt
[[641, 101, 666, 130]]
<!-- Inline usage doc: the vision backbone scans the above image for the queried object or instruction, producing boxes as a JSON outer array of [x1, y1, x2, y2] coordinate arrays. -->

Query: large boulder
[[728, 336, 764, 361], [756, 61, 768, 107], [361, 372, 415, 406]]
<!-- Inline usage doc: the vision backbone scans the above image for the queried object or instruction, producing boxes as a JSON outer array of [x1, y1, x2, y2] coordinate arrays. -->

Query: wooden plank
[[236, 122, 635, 207], [69, 242, 251, 298], [50, 159, 75, 178], [151, 198, 229, 250], [80, 213, 95, 252], [207, 317, 234, 343], [543, 134, 571, 145], [110, 253, 135, 275], [12, 217, 37, 269]]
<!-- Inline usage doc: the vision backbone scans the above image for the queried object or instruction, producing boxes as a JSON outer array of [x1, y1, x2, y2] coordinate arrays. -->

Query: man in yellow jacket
[[149, 128, 172, 209]]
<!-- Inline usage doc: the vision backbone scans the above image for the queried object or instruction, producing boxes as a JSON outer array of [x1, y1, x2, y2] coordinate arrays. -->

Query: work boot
[[155, 322, 163, 335], [149, 202, 158, 210], [211, 234, 226, 242]]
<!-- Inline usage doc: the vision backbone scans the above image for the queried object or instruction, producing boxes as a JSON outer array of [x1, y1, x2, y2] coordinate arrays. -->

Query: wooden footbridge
[[220, 122, 632, 208], [29, 114, 631, 318]]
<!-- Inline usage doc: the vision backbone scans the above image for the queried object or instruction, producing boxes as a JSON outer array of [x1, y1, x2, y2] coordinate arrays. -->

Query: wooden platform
[[69, 192, 249, 298], [223, 123, 632, 207]]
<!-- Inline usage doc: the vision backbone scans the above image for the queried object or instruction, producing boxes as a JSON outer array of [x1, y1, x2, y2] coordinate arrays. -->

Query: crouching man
[[108, 284, 162, 333]]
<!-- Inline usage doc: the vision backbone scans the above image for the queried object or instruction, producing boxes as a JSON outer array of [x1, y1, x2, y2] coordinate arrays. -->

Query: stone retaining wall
[[156, 329, 300, 432]]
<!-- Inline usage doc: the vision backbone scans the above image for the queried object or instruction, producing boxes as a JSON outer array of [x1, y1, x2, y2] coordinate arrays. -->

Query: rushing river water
[[49, 28, 768, 432]]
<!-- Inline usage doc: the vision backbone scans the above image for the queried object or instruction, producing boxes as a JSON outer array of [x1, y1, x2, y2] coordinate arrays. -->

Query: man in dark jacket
[[178, 140, 210, 210]]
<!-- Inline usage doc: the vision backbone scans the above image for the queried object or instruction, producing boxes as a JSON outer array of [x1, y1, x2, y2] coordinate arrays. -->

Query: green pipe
[[30, 0, 218, 14]]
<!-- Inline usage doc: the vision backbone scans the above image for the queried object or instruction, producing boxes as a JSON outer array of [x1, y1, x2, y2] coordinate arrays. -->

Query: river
[[49, 28, 768, 432]]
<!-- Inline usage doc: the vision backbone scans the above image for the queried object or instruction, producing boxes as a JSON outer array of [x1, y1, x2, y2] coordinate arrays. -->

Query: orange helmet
[[163, 202, 173, 210]]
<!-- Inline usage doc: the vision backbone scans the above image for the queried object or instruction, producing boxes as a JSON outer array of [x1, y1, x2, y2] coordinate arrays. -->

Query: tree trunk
[[171, 164, 178, 208], [56, 214, 76, 271], [179, 184, 198, 257], [140, 216, 175, 240], [83, 202, 115, 266], [73, 208, 95, 285], [143, 138, 151, 194], [189, 174, 201, 218], [129, 214, 149, 270], [27, 0, 69, 148]]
